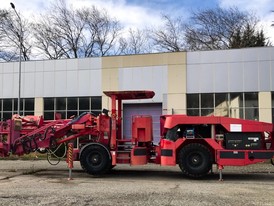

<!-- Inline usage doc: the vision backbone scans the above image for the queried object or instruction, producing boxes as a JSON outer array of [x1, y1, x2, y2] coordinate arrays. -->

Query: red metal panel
[[104, 90, 155, 100], [160, 139, 177, 166], [216, 150, 274, 166], [131, 147, 148, 165], [204, 138, 223, 150], [162, 115, 273, 132], [132, 116, 153, 143]]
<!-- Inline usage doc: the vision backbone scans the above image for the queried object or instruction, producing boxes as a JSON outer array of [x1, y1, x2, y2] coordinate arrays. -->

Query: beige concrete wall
[[167, 53, 187, 114], [102, 52, 187, 113], [34, 97, 44, 116], [259, 92, 272, 123], [166, 93, 186, 114], [102, 52, 186, 69]]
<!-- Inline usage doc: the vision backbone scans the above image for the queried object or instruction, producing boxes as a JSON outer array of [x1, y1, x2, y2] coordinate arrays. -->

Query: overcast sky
[[2, 0, 274, 43]]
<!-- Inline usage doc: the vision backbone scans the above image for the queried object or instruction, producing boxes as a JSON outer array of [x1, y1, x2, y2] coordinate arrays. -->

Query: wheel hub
[[190, 154, 202, 166], [91, 154, 101, 165]]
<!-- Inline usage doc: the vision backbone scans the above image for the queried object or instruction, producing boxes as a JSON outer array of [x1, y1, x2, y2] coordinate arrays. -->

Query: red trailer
[[0, 90, 273, 179]]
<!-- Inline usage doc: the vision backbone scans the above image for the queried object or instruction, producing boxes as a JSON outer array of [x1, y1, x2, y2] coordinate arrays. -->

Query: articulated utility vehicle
[[0, 91, 273, 179]]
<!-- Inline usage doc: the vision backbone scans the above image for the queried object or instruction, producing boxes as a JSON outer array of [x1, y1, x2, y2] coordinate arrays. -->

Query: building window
[[271, 92, 274, 123], [186, 92, 258, 120], [186, 94, 199, 116], [0, 100, 2, 120], [244, 92, 258, 120], [215, 93, 229, 117], [0, 98, 35, 120], [201, 93, 214, 116], [43, 96, 102, 120], [229, 93, 243, 119]]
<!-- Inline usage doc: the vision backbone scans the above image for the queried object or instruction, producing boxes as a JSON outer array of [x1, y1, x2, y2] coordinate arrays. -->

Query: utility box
[[225, 132, 261, 150], [132, 115, 153, 143]]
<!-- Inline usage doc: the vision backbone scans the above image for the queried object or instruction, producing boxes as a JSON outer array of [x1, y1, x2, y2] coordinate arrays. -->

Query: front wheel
[[80, 144, 112, 176], [178, 143, 213, 178]]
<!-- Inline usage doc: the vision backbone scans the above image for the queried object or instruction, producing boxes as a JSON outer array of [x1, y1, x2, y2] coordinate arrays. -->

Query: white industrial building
[[0, 47, 274, 142]]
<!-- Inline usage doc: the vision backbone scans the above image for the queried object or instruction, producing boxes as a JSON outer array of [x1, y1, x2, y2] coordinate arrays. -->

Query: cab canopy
[[104, 90, 155, 100]]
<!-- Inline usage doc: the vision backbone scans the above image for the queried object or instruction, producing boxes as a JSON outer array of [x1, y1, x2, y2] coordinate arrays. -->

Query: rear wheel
[[178, 143, 212, 178], [80, 144, 112, 176]]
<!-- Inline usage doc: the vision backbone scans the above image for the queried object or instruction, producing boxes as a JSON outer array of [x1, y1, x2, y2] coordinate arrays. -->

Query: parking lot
[[0, 160, 274, 206]]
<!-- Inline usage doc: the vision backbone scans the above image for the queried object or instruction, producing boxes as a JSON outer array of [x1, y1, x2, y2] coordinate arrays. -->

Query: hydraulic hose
[[46, 143, 67, 165], [21, 138, 32, 154]]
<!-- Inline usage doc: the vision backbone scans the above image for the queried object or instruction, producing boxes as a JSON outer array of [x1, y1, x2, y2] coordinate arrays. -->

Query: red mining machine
[[0, 90, 274, 179]]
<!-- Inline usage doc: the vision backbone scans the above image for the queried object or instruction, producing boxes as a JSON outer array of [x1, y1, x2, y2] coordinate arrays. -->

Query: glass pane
[[24, 111, 34, 116], [0, 100, 2, 119], [13, 99, 24, 112], [214, 108, 229, 117], [230, 93, 243, 108], [272, 92, 274, 123], [230, 107, 243, 119], [272, 108, 274, 123], [245, 92, 258, 108], [201, 93, 213, 108], [3, 112, 12, 120], [245, 108, 259, 120], [67, 111, 78, 119], [44, 112, 54, 120], [67, 97, 78, 110], [79, 97, 90, 110], [44, 98, 54, 110], [215, 93, 228, 108], [55, 111, 66, 119], [272, 92, 274, 107], [79, 110, 90, 116], [187, 94, 199, 109], [13, 99, 17, 111], [91, 97, 101, 110], [56, 98, 66, 110], [187, 109, 199, 116], [3, 99, 12, 111], [201, 108, 214, 116], [90, 110, 100, 116], [25, 98, 34, 111]]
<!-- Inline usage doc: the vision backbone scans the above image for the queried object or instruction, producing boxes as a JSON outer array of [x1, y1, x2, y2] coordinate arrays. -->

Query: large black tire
[[178, 143, 212, 178], [271, 158, 274, 166], [80, 144, 112, 176]]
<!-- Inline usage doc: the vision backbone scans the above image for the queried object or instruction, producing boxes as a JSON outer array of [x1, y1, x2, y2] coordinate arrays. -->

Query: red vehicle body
[[0, 90, 274, 179]]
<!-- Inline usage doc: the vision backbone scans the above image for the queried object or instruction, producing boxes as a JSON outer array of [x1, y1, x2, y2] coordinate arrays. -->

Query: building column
[[34, 97, 44, 116], [167, 53, 187, 114], [258, 92, 272, 123]]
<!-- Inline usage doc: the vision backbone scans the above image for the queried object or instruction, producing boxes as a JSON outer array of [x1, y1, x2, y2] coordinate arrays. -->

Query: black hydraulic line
[[41, 126, 50, 141], [31, 135, 38, 152], [41, 126, 56, 141], [21, 139, 31, 154], [11, 144, 17, 154], [46, 143, 67, 165]]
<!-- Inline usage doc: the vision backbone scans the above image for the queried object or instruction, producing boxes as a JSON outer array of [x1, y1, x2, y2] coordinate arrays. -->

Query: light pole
[[10, 2, 22, 115]]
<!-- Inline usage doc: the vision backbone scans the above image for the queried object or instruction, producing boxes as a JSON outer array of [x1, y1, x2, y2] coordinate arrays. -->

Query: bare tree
[[85, 6, 122, 56], [32, 0, 122, 59], [119, 28, 151, 55], [185, 7, 266, 50], [0, 9, 31, 61], [150, 15, 186, 52], [31, 18, 68, 59]]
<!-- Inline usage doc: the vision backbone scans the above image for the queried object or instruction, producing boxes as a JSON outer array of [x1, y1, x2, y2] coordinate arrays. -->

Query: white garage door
[[123, 103, 162, 144]]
